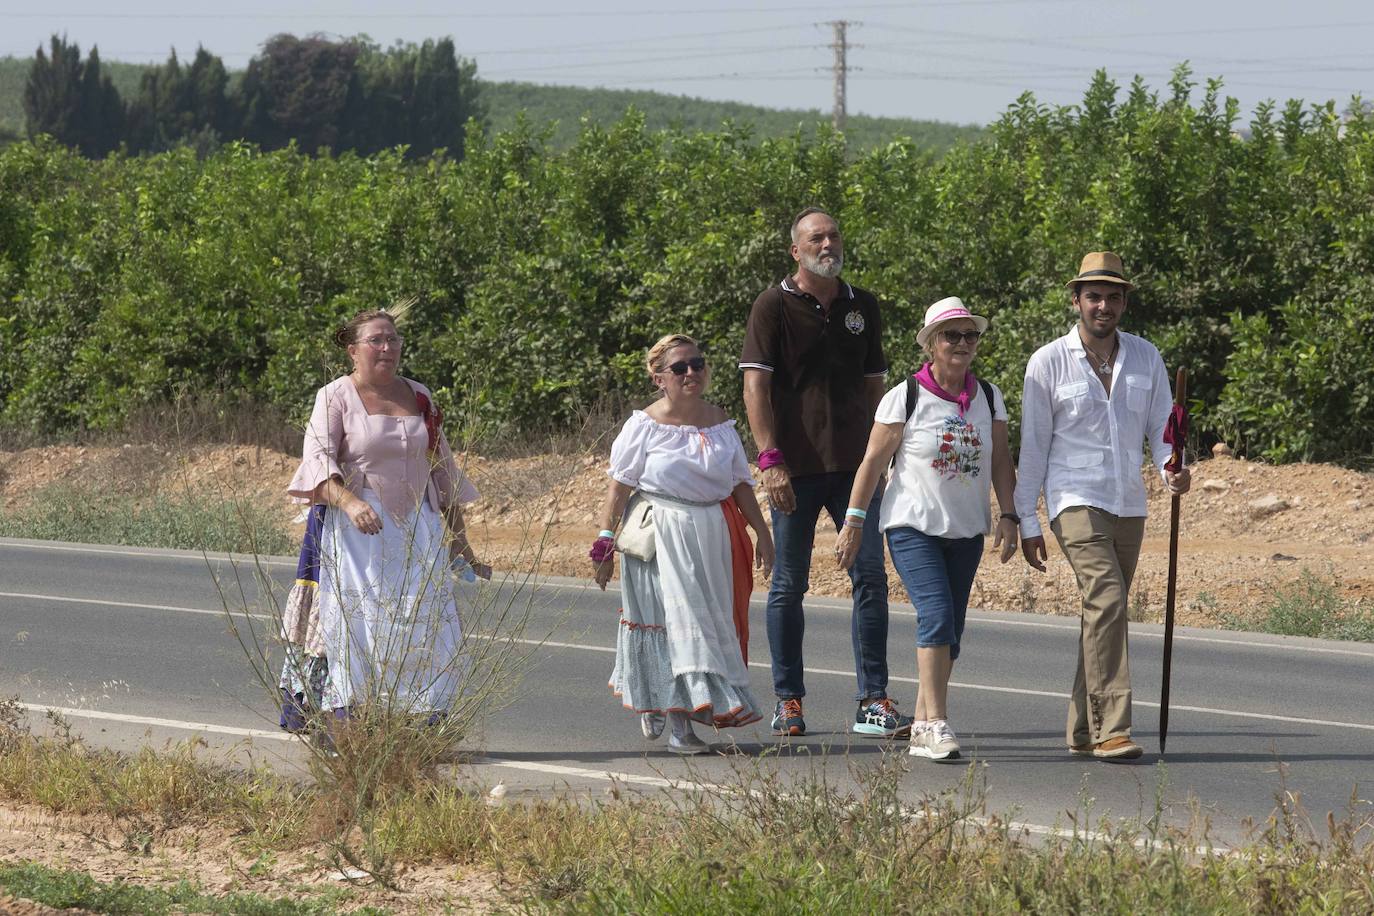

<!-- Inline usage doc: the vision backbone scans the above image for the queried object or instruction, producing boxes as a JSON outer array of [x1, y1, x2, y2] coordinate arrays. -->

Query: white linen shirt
[[1013, 327, 1175, 538], [607, 411, 754, 503]]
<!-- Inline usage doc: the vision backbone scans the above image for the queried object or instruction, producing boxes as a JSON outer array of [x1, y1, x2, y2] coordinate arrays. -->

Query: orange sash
[[720, 497, 754, 664]]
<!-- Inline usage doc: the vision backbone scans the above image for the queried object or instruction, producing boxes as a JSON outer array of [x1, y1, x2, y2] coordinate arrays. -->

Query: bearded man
[[739, 207, 909, 739]]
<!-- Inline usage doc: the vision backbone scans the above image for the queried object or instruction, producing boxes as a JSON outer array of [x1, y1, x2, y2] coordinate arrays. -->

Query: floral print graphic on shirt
[[930, 414, 983, 482]]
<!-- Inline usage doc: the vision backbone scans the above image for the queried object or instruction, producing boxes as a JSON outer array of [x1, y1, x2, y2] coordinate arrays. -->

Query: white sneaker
[[641, 712, 665, 740], [908, 719, 961, 760], [667, 731, 711, 755]]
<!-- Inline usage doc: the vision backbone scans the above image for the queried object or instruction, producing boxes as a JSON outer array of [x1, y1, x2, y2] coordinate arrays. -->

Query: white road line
[[505, 639, 1374, 731], [468, 757, 737, 793], [464, 757, 1217, 850], [8, 594, 1374, 732], [6, 555, 1371, 658], [0, 591, 250, 618], [961, 612, 1374, 658], [13, 704, 1220, 853], [0, 539, 292, 566], [21, 703, 294, 742]]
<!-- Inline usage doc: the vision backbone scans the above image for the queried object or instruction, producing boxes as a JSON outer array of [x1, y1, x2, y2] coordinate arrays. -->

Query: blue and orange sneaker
[[771, 698, 805, 736]]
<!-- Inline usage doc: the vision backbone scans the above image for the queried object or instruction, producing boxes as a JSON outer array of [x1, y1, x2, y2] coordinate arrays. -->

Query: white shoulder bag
[[615, 492, 656, 562]]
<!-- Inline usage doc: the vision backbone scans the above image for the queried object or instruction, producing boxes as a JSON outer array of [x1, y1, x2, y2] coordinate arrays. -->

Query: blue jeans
[[766, 471, 890, 702], [885, 527, 984, 661]]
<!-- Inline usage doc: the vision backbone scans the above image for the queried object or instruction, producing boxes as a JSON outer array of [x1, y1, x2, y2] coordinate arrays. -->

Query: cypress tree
[[23, 35, 125, 156]]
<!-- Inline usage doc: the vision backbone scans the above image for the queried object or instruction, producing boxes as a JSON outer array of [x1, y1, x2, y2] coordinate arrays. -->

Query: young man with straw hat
[[1013, 252, 1191, 761]]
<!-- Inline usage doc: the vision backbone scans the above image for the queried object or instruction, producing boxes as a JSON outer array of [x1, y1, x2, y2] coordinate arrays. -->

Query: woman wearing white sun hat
[[836, 297, 1018, 761]]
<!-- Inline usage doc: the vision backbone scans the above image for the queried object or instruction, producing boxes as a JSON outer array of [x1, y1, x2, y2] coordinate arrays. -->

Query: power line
[[859, 19, 1352, 68], [0, 1, 1093, 21], [488, 44, 816, 77], [1061, 19, 1374, 39]]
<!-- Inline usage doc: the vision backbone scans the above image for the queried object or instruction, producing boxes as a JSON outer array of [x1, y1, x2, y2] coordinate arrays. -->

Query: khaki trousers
[[1050, 506, 1146, 746]]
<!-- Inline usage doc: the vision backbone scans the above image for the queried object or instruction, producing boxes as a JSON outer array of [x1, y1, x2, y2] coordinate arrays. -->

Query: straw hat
[[1066, 251, 1134, 290], [915, 297, 989, 349]]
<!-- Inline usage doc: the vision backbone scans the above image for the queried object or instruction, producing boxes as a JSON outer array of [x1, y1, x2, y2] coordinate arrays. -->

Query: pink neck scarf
[[915, 363, 977, 417]]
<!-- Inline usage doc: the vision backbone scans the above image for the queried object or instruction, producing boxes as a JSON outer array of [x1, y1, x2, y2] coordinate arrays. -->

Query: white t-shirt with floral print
[[874, 378, 1007, 539]]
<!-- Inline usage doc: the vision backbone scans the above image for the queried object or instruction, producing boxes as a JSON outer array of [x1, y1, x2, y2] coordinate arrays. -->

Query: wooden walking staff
[[1159, 368, 1188, 755]]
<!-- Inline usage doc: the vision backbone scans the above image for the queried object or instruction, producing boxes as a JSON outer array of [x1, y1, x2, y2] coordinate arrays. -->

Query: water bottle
[[450, 556, 478, 583]]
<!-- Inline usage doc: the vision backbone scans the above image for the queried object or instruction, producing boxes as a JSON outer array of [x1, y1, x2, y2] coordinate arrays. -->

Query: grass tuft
[[1, 700, 1372, 912], [0, 482, 296, 555], [1222, 566, 1374, 642], [0, 861, 379, 915], [0, 699, 310, 849]]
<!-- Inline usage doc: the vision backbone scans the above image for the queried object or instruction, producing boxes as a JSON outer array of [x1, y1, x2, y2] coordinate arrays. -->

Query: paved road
[[2, 536, 1371, 847]]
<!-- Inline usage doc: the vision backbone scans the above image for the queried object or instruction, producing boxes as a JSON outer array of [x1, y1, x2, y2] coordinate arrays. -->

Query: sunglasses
[[939, 329, 982, 345], [666, 356, 707, 375]]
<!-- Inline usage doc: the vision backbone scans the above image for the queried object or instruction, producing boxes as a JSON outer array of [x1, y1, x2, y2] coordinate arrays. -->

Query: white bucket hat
[[915, 296, 989, 349]]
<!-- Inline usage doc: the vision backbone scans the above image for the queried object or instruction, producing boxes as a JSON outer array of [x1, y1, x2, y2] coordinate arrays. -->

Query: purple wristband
[[757, 448, 785, 470], [589, 536, 616, 563]]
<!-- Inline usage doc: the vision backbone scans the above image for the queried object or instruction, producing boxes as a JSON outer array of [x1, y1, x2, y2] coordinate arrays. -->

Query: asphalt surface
[[2, 536, 1371, 847]]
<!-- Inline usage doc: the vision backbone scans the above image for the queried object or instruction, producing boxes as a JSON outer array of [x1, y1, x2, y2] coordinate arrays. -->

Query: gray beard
[[803, 252, 843, 278]]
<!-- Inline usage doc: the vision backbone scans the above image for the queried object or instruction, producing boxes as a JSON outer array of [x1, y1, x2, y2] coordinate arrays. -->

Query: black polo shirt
[[739, 276, 887, 476]]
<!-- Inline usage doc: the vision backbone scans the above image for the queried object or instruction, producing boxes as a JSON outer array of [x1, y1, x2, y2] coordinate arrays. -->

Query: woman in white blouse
[[590, 334, 774, 754], [836, 298, 1018, 762]]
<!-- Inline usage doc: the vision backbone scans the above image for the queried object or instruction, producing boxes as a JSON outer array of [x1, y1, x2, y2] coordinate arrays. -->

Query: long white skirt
[[608, 496, 763, 728], [316, 489, 468, 714]]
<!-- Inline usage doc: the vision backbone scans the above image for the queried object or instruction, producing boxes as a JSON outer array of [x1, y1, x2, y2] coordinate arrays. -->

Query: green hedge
[[3, 67, 1372, 465]]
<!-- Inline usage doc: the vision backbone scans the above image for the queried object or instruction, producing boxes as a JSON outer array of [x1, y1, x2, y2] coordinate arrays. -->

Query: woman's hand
[[835, 524, 863, 571], [593, 557, 615, 590], [344, 496, 383, 535], [994, 516, 1019, 564], [449, 539, 492, 580], [754, 530, 775, 579]]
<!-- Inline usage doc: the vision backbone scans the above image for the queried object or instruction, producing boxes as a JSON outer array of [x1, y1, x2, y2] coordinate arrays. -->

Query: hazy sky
[[3, 1, 1371, 125]]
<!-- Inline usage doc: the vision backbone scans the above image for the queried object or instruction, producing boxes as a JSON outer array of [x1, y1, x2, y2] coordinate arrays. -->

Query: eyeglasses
[[939, 330, 982, 345], [361, 334, 403, 350], [666, 356, 707, 375]]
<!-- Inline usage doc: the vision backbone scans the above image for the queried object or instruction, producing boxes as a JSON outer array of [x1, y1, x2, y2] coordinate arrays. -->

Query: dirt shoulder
[[2, 445, 1371, 630], [0, 802, 503, 913]]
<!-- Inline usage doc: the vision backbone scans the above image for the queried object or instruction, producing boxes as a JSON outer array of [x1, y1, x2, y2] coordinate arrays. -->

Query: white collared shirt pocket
[[1066, 450, 1104, 469], [1124, 374, 1151, 411], [1055, 379, 1090, 416]]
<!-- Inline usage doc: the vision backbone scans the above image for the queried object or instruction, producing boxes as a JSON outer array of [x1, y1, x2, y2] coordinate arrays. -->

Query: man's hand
[[993, 517, 1019, 564], [1165, 466, 1191, 495], [1021, 534, 1047, 572], [761, 465, 795, 515]]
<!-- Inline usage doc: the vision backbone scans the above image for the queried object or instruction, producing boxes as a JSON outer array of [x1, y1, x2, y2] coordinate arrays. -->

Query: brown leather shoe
[[1068, 743, 1094, 756], [1091, 736, 1143, 760]]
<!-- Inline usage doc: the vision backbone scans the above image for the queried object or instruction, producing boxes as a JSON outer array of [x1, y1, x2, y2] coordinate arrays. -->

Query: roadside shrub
[[0, 483, 295, 555], [3, 67, 1374, 465], [1221, 566, 1374, 642]]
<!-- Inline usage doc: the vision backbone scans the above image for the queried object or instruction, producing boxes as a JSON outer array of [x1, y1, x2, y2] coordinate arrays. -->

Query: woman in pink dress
[[285, 308, 484, 720]]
